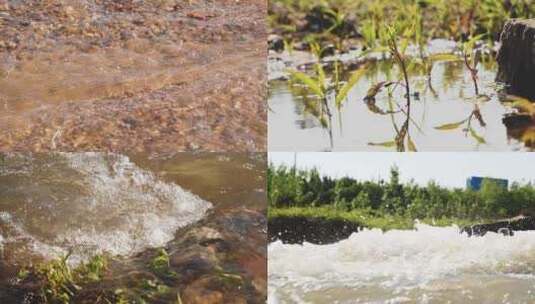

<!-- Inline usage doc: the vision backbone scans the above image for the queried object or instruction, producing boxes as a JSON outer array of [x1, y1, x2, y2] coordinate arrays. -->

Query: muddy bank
[[268, 216, 362, 245], [0, 0, 266, 152], [461, 216, 535, 236]]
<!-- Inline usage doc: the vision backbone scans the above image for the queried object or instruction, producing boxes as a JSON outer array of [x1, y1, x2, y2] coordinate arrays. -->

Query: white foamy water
[[269, 223, 535, 303], [0, 153, 211, 264]]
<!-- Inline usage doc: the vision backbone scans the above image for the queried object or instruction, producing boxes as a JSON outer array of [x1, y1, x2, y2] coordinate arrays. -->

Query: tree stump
[[497, 19, 535, 101]]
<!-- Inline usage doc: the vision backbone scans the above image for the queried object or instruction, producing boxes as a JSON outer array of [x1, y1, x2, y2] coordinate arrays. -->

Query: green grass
[[35, 253, 108, 303], [269, 0, 535, 46], [269, 206, 485, 231]]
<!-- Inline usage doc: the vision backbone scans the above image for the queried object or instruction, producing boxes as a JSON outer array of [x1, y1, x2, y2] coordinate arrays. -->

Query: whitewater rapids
[[268, 223, 535, 303]]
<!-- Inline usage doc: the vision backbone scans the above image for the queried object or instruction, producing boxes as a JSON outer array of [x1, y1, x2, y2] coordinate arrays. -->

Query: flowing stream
[[269, 223, 535, 303], [0, 152, 267, 303], [0, 152, 212, 264]]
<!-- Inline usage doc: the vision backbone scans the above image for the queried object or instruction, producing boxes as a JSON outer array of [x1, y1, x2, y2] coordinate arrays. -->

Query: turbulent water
[[0, 152, 211, 264], [269, 224, 535, 303]]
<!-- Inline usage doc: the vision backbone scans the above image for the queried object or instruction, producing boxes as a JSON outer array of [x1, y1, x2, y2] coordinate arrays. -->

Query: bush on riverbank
[[268, 164, 535, 221]]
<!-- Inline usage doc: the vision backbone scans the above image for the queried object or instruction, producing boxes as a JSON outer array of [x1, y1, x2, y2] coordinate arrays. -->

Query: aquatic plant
[[434, 103, 487, 144], [432, 34, 489, 144], [288, 42, 367, 148], [36, 253, 108, 303], [363, 24, 420, 152], [461, 34, 485, 96], [150, 248, 177, 279]]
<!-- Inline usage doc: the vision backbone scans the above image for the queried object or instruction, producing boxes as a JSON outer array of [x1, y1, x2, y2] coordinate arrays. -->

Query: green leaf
[[507, 95, 535, 114], [434, 119, 467, 130], [469, 128, 486, 144], [399, 38, 409, 55], [315, 63, 326, 92], [364, 81, 395, 103], [368, 141, 396, 147], [335, 65, 367, 107], [428, 53, 460, 62], [289, 70, 324, 98], [407, 136, 417, 151]]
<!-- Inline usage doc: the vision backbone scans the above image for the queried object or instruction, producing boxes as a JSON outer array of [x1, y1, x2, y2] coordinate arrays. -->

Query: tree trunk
[[497, 19, 535, 101]]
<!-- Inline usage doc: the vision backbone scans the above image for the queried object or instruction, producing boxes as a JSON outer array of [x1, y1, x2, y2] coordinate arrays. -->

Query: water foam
[[269, 223, 535, 303], [0, 153, 211, 263]]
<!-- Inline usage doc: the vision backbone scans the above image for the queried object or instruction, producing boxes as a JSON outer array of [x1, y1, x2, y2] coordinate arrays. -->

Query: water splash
[[0, 153, 211, 264], [269, 223, 535, 303]]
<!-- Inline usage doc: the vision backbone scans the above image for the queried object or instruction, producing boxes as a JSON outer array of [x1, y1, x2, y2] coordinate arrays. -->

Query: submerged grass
[[18, 248, 180, 304], [269, 206, 486, 231], [35, 253, 108, 303]]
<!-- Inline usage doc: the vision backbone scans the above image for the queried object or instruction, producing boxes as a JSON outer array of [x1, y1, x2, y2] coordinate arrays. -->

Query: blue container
[[466, 176, 508, 191]]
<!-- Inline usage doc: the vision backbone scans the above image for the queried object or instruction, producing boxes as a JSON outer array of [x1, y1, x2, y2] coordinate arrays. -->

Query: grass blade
[[335, 65, 368, 107]]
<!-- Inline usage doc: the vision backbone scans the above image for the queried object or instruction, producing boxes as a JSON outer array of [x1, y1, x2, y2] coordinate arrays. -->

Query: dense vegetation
[[269, 0, 535, 46], [268, 164, 535, 226]]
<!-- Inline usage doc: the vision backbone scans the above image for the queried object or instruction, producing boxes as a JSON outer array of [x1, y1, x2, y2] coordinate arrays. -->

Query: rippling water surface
[[0, 152, 212, 264], [269, 49, 534, 151]]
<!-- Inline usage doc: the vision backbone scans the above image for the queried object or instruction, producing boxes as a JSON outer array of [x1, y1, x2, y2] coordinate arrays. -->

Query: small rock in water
[[498, 227, 514, 236]]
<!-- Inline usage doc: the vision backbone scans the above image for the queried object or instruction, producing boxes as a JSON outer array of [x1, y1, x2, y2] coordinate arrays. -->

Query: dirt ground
[[0, 0, 266, 152]]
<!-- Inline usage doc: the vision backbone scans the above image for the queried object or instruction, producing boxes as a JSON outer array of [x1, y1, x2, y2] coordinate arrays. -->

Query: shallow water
[[0, 152, 212, 264], [0, 152, 267, 302], [268, 224, 535, 303], [268, 57, 533, 151], [0, 152, 265, 264], [0, 0, 267, 152]]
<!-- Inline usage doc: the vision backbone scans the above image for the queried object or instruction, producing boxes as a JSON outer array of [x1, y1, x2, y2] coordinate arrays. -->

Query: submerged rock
[[268, 216, 361, 244], [497, 19, 535, 100], [461, 216, 535, 236]]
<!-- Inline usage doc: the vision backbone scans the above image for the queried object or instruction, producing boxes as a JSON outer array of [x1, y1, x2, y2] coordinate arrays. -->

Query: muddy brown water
[[0, 152, 266, 303], [0, 0, 266, 152], [268, 55, 534, 151]]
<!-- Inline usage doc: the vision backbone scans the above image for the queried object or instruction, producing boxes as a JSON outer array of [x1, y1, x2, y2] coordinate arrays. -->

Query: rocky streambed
[[0, 0, 266, 152]]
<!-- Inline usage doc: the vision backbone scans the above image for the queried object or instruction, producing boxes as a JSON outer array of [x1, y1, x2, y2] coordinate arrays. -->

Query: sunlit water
[[0, 152, 212, 264], [0, 152, 267, 302], [269, 224, 535, 303], [269, 56, 532, 151]]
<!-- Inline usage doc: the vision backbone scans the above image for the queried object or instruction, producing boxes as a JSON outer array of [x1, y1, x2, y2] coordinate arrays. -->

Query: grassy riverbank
[[268, 164, 535, 231], [269, 206, 481, 230]]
